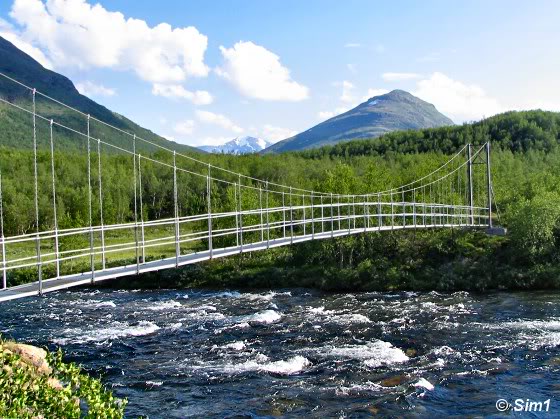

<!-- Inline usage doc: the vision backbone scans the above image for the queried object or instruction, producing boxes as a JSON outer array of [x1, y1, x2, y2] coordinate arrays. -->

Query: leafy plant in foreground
[[0, 338, 126, 418]]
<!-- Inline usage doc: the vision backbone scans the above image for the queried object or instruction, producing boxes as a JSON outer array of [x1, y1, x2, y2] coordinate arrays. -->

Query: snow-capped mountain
[[198, 136, 271, 154]]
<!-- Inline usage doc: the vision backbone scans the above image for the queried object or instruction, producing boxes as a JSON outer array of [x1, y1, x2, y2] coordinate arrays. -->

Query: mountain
[[0, 35, 198, 154], [198, 136, 271, 154], [264, 90, 454, 153]]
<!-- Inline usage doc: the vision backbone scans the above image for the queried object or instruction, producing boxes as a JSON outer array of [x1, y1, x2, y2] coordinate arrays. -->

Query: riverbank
[[103, 228, 560, 292]]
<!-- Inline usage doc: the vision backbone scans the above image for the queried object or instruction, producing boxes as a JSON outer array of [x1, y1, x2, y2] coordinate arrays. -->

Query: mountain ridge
[[264, 90, 454, 153], [0, 35, 199, 154]]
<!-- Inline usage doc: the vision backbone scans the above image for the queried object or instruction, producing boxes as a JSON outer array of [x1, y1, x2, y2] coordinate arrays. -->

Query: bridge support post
[[402, 190, 406, 228], [352, 196, 356, 231], [238, 177, 244, 252], [290, 187, 294, 244], [234, 182, 239, 248], [485, 142, 493, 228], [390, 192, 394, 230], [207, 164, 213, 259], [258, 185, 263, 242], [347, 195, 351, 235], [138, 154, 145, 264], [330, 193, 334, 238], [377, 193, 382, 230], [0, 235, 5, 290], [413, 189, 416, 228], [86, 114, 95, 284], [302, 194, 306, 236], [422, 187, 426, 227], [467, 144, 474, 226], [98, 139, 106, 270], [311, 193, 315, 239], [282, 190, 286, 239], [133, 135, 140, 274], [173, 151, 180, 267], [362, 195, 367, 232], [0, 172, 6, 290], [366, 194, 370, 230], [321, 195, 324, 233], [266, 181, 270, 248]]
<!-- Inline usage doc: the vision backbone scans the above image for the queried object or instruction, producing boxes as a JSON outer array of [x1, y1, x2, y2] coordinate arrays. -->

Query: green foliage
[[298, 110, 560, 158], [506, 192, 560, 259], [0, 338, 126, 418]]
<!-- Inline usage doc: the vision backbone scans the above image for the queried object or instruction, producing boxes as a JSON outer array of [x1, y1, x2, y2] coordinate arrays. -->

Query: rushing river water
[[2, 288, 560, 417]]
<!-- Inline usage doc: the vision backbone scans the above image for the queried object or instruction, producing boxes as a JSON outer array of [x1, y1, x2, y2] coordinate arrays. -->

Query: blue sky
[[1, 0, 559, 147]]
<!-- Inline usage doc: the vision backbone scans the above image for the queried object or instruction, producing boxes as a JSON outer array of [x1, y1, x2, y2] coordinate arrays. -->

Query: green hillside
[[0, 35, 199, 155], [297, 110, 560, 158]]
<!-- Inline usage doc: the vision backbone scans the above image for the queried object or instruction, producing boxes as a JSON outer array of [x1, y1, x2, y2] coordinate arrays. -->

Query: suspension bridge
[[0, 73, 497, 302]]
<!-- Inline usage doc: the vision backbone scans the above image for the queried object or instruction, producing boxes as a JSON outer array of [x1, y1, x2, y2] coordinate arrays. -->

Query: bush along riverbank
[[0, 337, 126, 418], [104, 226, 560, 292]]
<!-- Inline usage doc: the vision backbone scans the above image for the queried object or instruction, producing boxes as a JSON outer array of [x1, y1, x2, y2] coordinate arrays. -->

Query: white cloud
[[362, 88, 389, 101], [344, 42, 361, 48], [413, 72, 503, 122], [347, 63, 357, 74], [339, 80, 355, 103], [195, 110, 243, 133], [173, 119, 195, 135], [216, 41, 309, 101], [9, 0, 209, 84], [261, 124, 297, 143], [152, 83, 213, 105], [382, 72, 422, 81], [75, 80, 115, 97]]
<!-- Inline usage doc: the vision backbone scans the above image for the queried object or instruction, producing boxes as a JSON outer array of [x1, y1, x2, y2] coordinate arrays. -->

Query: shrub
[[0, 338, 126, 418], [506, 192, 560, 259]]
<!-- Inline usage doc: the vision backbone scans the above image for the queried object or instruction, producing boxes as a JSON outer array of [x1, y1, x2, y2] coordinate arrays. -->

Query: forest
[[1, 108, 560, 290]]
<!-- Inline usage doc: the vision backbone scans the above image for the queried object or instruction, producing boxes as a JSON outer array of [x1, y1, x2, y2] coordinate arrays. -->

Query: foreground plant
[[0, 338, 126, 418]]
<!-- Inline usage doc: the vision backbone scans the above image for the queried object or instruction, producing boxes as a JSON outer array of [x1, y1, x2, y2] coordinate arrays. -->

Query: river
[[1, 288, 559, 417]]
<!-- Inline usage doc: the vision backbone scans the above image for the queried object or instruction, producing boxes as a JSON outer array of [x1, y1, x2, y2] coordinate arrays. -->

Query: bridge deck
[[0, 223, 483, 302]]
